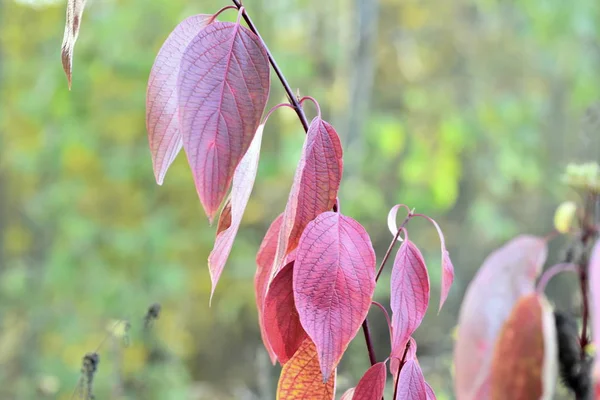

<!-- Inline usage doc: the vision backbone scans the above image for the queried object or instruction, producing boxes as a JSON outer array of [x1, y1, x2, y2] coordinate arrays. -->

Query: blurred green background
[[0, 0, 599, 398]]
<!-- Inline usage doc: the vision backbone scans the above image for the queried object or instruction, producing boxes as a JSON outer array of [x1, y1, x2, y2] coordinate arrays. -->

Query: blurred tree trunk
[[344, 0, 379, 178]]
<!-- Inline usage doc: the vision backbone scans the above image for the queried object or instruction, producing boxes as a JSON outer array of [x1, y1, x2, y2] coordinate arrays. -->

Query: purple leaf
[[272, 117, 343, 275], [395, 359, 427, 400], [146, 14, 212, 184], [293, 211, 376, 381], [208, 125, 264, 300], [263, 261, 308, 364], [353, 362, 387, 400], [61, 0, 87, 89], [178, 21, 270, 222], [453, 235, 548, 400], [255, 213, 284, 364], [339, 388, 355, 400], [390, 240, 430, 359], [426, 217, 454, 311], [589, 239, 600, 390]]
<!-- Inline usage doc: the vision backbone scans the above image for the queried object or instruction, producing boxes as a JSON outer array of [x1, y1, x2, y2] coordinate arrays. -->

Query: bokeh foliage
[[0, 0, 598, 398]]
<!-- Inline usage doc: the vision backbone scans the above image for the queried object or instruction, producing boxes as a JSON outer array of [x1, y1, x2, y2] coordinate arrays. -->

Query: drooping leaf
[[387, 206, 454, 310], [588, 239, 600, 392], [390, 240, 430, 359], [454, 235, 548, 400], [339, 388, 355, 400], [294, 211, 376, 381], [426, 218, 454, 311], [255, 213, 284, 363], [263, 262, 308, 364], [395, 359, 427, 400], [425, 382, 436, 400], [353, 362, 387, 400], [146, 14, 212, 184], [272, 117, 343, 274], [277, 338, 336, 400], [61, 0, 87, 89], [178, 21, 271, 222], [208, 125, 264, 300], [490, 293, 557, 400]]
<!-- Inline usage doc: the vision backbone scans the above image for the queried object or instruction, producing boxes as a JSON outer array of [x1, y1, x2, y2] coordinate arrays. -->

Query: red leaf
[[353, 362, 387, 400], [395, 359, 427, 400], [339, 388, 355, 400], [588, 239, 600, 388], [208, 125, 264, 300], [489, 293, 557, 400], [272, 117, 343, 274], [263, 261, 308, 364], [390, 240, 430, 358], [61, 0, 87, 89], [255, 213, 284, 363], [293, 211, 376, 381], [146, 14, 212, 185], [276, 338, 336, 400], [178, 21, 270, 222], [425, 382, 436, 400], [453, 235, 548, 400]]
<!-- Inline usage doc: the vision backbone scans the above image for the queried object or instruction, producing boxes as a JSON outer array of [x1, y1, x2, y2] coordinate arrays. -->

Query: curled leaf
[[61, 0, 87, 89], [454, 235, 548, 400], [353, 362, 387, 400], [589, 239, 600, 390], [390, 240, 430, 358], [276, 338, 336, 400], [146, 14, 212, 184], [294, 212, 376, 381], [178, 21, 271, 222], [263, 262, 308, 364], [273, 117, 343, 274], [208, 125, 264, 300], [255, 213, 284, 363], [387, 204, 410, 242], [490, 294, 557, 400]]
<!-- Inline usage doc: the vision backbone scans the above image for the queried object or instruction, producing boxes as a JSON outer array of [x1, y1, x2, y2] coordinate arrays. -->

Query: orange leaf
[[490, 293, 557, 400], [277, 338, 336, 399]]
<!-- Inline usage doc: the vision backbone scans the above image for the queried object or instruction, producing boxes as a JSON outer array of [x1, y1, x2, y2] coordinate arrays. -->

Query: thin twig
[[230, 0, 310, 132]]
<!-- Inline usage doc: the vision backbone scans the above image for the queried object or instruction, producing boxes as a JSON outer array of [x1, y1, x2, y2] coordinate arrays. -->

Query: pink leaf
[[208, 125, 264, 301], [146, 14, 212, 185], [273, 117, 343, 274], [589, 239, 600, 388], [425, 382, 436, 400], [387, 204, 410, 242], [426, 218, 454, 312], [353, 362, 387, 400], [395, 359, 427, 400], [390, 240, 430, 358], [453, 235, 548, 400], [293, 211, 376, 381], [263, 261, 308, 364], [390, 337, 417, 379], [339, 388, 355, 400], [255, 213, 284, 364], [61, 0, 87, 89], [178, 21, 271, 222]]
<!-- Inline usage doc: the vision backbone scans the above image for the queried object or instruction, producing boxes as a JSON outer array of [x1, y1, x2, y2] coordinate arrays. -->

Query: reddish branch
[[392, 341, 412, 400], [230, 0, 310, 132]]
